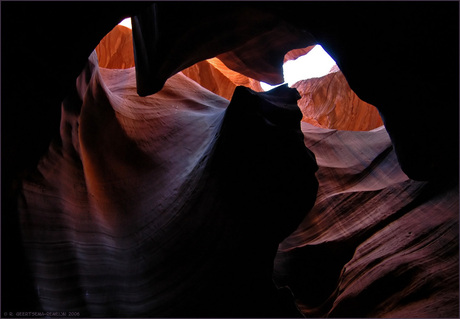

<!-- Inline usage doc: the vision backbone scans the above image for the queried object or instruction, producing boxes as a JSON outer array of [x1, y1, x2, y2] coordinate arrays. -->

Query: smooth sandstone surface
[[284, 46, 315, 63], [17, 49, 458, 317], [96, 23, 264, 101], [19, 53, 318, 317], [181, 58, 264, 101], [95, 22, 379, 131], [276, 124, 458, 317], [293, 70, 384, 131], [95, 25, 135, 69], [2, 2, 458, 317]]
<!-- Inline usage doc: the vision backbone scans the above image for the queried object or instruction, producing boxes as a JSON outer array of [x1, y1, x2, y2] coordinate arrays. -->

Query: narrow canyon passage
[[2, 2, 458, 317]]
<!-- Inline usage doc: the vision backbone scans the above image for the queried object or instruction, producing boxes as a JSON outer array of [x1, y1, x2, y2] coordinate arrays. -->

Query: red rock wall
[[95, 24, 380, 132], [4, 3, 457, 317], [276, 123, 459, 317], [181, 58, 264, 101], [293, 70, 384, 131], [284, 46, 314, 63], [18, 52, 458, 317], [95, 25, 135, 69], [19, 53, 318, 317], [131, 4, 316, 96], [95, 24, 263, 101], [20, 53, 227, 316]]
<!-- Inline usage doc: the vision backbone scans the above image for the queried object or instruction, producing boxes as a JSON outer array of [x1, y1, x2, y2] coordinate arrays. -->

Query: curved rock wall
[[94, 21, 263, 101], [95, 25, 135, 69], [19, 53, 318, 317], [181, 58, 264, 101], [284, 46, 315, 63], [131, 3, 316, 96], [293, 71, 384, 131], [17, 50, 458, 317], [276, 123, 459, 317], [95, 23, 379, 131], [2, 2, 458, 317]]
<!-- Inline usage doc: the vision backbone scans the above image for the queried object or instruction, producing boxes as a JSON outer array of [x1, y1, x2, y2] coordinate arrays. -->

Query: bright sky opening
[[260, 45, 337, 91], [119, 17, 132, 29]]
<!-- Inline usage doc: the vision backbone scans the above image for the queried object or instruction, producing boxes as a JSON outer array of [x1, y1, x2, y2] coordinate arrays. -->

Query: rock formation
[[93, 21, 269, 101], [95, 25, 135, 69], [294, 2, 459, 182], [96, 22, 380, 130], [275, 123, 458, 317], [131, 3, 316, 96], [293, 70, 384, 131], [284, 46, 315, 63], [130, 2, 459, 182], [181, 58, 264, 101], [18, 53, 318, 317], [2, 2, 458, 317]]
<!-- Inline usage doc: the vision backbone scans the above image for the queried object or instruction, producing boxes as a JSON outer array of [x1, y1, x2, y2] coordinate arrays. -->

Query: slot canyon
[[1, 2, 458, 318]]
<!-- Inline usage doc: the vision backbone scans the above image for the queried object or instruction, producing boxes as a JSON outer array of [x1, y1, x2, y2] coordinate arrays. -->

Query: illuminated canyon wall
[[2, 2, 458, 318], [96, 25, 383, 131]]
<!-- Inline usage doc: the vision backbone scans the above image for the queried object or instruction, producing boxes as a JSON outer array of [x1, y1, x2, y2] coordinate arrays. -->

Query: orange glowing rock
[[94, 25, 380, 133], [95, 25, 135, 69], [293, 70, 384, 131], [182, 58, 263, 100], [4, 3, 458, 318]]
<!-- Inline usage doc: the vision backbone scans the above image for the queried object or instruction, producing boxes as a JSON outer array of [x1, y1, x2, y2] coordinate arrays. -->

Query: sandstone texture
[[94, 20, 264, 101], [95, 25, 135, 69], [131, 3, 315, 96], [284, 46, 315, 63], [18, 54, 318, 317], [276, 123, 458, 317], [181, 58, 264, 101], [2, 2, 458, 317], [15, 50, 459, 317], [293, 70, 384, 131]]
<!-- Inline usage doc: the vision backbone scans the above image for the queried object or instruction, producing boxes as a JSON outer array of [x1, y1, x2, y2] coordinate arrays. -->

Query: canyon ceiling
[[1, 1, 459, 318]]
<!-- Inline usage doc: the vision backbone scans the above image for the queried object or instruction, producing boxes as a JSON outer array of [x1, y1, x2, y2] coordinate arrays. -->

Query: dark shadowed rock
[[18, 55, 318, 317], [2, 2, 458, 317]]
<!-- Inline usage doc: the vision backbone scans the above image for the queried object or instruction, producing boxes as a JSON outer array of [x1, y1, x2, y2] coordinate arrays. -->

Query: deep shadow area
[[1, 1, 458, 316]]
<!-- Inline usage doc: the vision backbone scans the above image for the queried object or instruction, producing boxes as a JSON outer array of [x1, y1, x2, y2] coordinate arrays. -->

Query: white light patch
[[260, 82, 284, 91], [261, 45, 337, 91], [118, 18, 132, 29]]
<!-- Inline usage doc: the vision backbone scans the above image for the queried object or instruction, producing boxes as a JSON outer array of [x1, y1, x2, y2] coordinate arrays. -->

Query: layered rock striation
[[95, 20, 381, 130], [181, 58, 264, 101], [95, 25, 135, 69], [18, 53, 318, 317], [275, 124, 458, 317], [2, 2, 458, 317], [293, 70, 383, 131]]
